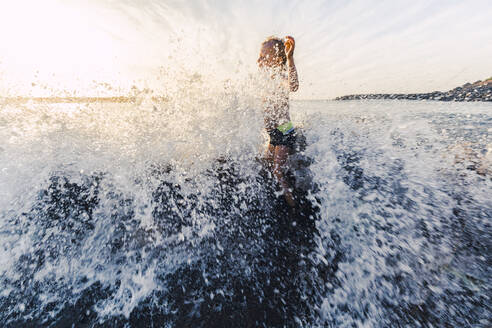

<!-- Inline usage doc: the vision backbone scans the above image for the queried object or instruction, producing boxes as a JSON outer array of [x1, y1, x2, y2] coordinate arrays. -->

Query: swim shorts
[[269, 121, 296, 148]]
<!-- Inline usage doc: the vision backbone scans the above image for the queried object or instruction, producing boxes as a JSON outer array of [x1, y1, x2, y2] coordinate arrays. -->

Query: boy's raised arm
[[284, 36, 299, 92], [287, 58, 299, 92]]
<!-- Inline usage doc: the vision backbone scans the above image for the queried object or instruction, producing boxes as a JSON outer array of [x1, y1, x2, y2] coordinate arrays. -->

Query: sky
[[0, 0, 491, 99]]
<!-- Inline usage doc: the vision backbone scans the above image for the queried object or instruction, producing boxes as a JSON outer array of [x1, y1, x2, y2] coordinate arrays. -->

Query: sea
[[0, 95, 490, 327]]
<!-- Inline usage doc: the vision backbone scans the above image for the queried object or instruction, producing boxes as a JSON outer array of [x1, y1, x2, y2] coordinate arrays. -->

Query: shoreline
[[335, 78, 492, 102], [0, 96, 168, 104]]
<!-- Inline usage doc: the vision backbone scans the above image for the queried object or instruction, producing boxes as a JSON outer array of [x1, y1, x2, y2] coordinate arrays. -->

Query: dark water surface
[[0, 100, 490, 327]]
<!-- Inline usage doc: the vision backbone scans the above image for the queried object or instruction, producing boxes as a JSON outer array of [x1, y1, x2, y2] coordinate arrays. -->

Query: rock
[[334, 77, 492, 102]]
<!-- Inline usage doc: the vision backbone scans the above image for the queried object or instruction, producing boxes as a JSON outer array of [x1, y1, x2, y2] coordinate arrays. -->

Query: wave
[[1, 94, 490, 326]]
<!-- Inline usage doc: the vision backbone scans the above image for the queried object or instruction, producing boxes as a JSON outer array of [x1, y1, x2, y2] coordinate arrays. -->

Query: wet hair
[[260, 36, 287, 66]]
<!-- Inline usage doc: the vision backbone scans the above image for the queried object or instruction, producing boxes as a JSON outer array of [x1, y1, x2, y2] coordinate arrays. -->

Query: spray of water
[[0, 1, 491, 327]]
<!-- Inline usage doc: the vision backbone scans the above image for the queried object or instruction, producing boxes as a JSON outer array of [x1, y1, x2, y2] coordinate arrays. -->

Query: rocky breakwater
[[335, 77, 492, 102]]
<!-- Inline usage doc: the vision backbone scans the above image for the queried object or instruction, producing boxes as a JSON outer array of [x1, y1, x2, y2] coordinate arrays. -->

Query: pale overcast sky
[[0, 0, 491, 98]]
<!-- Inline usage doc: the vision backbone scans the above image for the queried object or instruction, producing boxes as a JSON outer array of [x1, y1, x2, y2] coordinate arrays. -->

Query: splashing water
[[0, 1, 491, 326], [305, 101, 491, 327], [1, 80, 491, 327]]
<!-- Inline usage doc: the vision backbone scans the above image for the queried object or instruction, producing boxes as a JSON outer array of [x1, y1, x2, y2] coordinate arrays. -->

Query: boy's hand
[[284, 36, 295, 59]]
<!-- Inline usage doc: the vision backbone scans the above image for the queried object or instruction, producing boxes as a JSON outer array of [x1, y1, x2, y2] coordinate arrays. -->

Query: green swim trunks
[[269, 121, 296, 148]]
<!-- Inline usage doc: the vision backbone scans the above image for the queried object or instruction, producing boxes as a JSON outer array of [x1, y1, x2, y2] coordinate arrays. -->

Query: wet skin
[[258, 36, 299, 208]]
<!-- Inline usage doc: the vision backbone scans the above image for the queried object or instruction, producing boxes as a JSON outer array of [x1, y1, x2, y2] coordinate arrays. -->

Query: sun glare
[[0, 0, 120, 96]]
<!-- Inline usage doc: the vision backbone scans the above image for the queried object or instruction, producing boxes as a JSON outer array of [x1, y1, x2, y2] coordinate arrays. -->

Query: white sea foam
[[1, 87, 491, 326]]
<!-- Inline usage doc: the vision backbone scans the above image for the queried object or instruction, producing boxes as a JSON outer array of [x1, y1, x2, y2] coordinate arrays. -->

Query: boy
[[257, 36, 299, 207]]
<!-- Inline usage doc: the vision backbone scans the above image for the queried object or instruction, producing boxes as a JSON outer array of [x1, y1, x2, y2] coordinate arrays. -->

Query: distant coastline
[[0, 96, 168, 104], [335, 77, 492, 102]]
